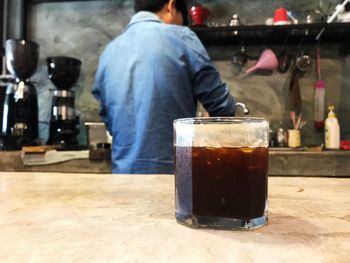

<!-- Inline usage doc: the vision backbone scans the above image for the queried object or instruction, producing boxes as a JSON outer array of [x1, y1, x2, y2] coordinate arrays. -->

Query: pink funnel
[[246, 49, 278, 74]]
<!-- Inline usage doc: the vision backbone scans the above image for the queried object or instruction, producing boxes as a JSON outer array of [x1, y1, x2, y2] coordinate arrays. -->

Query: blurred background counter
[[0, 148, 349, 176]]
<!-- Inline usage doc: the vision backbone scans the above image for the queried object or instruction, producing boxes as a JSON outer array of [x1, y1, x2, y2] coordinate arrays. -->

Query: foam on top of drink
[[174, 118, 269, 148]]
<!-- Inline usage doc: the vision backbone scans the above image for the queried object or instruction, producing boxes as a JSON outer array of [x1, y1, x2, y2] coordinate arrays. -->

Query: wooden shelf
[[191, 22, 350, 47], [29, 0, 103, 3]]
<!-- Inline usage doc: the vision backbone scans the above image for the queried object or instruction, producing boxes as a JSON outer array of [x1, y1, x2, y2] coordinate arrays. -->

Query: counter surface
[[0, 172, 349, 263], [1, 150, 350, 176]]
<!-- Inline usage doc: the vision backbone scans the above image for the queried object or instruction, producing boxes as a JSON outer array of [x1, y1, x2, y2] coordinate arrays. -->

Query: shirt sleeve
[[181, 28, 236, 116], [92, 56, 110, 132]]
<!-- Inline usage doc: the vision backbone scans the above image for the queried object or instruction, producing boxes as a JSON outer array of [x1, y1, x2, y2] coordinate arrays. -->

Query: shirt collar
[[128, 11, 163, 27]]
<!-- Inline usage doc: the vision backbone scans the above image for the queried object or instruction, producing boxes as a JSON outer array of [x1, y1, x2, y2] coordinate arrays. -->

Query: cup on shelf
[[273, 7, 291, 25], [189, 6, 210, 26]]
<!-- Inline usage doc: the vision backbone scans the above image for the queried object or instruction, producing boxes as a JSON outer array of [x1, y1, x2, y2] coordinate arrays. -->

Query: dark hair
[[134, 0, 189, 26]]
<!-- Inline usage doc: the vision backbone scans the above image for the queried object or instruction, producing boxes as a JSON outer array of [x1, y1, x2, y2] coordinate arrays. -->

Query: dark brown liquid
[[175, 146, 268, 220]]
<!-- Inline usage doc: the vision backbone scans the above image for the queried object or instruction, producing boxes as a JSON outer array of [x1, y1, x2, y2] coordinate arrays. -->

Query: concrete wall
[[26, 0, 350, 146]]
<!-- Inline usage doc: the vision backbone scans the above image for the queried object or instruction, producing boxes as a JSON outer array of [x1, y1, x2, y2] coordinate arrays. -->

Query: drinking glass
[[174, 117, 269, 230]]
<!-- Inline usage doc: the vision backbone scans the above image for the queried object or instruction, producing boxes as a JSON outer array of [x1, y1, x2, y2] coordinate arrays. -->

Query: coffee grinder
[[0, 39, 39, 150], [47, 56, 81, 146]]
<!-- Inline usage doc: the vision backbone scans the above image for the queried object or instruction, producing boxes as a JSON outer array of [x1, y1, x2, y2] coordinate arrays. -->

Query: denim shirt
[[93, 11, 235, 174]]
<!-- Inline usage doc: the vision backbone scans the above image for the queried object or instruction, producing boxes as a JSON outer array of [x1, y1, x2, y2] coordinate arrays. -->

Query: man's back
[[93, 11, 235, 174]]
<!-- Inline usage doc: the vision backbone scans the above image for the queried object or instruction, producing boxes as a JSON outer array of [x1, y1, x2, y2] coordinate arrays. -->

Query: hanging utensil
[[232, 45, 248, 67], [277, 48, 292, 73], [289, 66, 302, 116], [2, 0, 9, 76], [296, 51, 312, 73], [314, 47, 326, 130]]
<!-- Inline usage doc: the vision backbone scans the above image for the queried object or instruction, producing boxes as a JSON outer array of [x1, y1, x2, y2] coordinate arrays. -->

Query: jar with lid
[[277, 127, 287, 147]]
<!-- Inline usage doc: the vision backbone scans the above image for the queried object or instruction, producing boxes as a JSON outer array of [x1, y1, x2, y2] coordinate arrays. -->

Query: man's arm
[[92, 58, 110, 132], [182, 28, 236, 116]]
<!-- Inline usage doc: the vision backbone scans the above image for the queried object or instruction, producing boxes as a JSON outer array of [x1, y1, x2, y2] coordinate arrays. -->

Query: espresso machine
[[0, 39, 39, 150], [46, 56, 81, 146]]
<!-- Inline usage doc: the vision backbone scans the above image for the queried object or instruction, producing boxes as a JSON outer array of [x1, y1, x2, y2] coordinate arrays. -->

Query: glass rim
[[174, 117, 267, 125]]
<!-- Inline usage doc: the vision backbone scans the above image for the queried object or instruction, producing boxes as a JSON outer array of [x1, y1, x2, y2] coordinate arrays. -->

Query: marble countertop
[[0, 172, 349, 263]]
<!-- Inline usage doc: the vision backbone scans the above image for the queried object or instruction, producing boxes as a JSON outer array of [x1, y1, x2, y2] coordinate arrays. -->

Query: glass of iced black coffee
[[174, 117, 269, 230]]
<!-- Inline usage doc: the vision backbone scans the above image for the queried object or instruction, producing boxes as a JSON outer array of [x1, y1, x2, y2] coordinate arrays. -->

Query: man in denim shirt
[[93, 0, 236, 174]]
